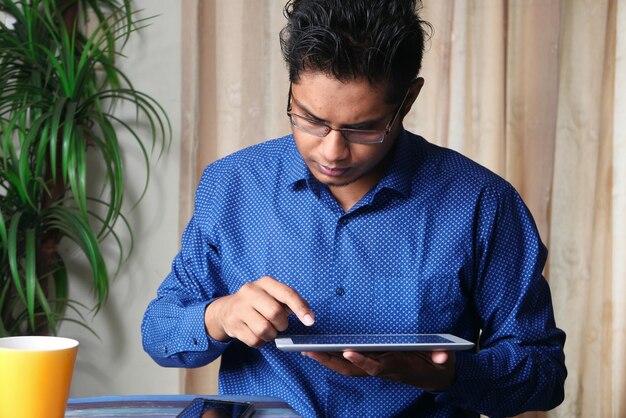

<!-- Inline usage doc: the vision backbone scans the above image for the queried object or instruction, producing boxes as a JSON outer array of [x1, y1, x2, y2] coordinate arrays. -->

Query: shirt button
[[336, 287, 345, 296], [339, 218, 348, 226]]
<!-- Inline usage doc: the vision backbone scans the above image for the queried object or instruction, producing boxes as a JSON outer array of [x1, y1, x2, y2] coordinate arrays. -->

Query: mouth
[[317, 163, 350, 177]]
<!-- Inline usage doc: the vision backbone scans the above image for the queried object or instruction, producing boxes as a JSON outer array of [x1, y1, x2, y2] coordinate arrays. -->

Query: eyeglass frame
[[286, 83, 410, 145]]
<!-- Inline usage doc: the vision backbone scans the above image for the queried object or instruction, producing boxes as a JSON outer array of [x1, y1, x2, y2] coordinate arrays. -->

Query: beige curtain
[[179, 0, 291, 395], [179, 1, 626, 416]]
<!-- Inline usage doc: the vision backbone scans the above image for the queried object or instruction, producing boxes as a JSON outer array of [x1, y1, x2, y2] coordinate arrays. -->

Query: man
[[142, 0, 566, 416]]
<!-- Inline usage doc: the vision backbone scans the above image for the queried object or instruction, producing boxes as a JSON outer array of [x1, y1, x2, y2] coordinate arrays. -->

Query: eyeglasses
[[286, 84, 409, 145]]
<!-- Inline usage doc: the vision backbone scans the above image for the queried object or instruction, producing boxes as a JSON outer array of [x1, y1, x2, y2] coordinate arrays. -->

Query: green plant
[[0, 0, 170, 336]]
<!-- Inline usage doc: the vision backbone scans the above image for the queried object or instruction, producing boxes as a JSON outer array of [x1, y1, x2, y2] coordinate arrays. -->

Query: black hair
[[280, 0, 431, 103]]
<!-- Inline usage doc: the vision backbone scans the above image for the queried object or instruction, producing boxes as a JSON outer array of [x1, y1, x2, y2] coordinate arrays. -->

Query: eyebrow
[[291, 95, 385, 130]]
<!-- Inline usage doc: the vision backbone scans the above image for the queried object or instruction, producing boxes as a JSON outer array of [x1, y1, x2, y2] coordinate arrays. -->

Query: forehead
[[291, 72, 392, 120]]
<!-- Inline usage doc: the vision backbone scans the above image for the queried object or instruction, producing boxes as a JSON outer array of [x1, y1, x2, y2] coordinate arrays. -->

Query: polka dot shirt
[[142, 131, 566, 418]]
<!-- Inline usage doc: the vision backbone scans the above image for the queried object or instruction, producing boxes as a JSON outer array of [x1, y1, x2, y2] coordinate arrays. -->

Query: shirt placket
[[332, 215, 349, 301]]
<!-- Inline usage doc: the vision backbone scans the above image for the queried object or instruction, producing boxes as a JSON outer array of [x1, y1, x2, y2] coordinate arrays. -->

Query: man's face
[[290, 72, 419, 202]]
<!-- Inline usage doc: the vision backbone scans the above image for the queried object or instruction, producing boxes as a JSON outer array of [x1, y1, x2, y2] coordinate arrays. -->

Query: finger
[[221, 295, 280, 343], [431, 351, 449, 365], [245, 309, 281, 342], [342, 350, 366, 363], [342, 351, 383, 376], [238, 281, 293, 331], [258, 277, 315, 326], [302, 351, 368, 376], [282, 304, 293, 316], [233, 323, 268, 349], [253, 300, 292, 332]]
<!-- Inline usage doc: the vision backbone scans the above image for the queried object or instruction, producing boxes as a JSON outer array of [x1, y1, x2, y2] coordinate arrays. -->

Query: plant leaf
[[7, 211, 25, 304], [24, 227, 37, 331]]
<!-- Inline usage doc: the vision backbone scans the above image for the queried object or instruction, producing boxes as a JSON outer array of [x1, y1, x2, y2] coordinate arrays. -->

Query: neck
[[329, 146, 396, 212]]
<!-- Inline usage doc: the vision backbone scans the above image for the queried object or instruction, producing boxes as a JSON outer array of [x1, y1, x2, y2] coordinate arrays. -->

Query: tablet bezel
[[274, 333, 475, 352]]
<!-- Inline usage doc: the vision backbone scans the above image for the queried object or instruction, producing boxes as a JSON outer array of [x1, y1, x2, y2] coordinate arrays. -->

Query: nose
[[320, 129, 349, 162]]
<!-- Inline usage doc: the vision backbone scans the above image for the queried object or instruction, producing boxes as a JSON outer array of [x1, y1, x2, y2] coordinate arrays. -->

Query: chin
[[323, 176, 359, 188]]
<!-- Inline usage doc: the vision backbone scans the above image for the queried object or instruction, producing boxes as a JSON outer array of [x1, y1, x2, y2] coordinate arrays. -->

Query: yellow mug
[[0, 336, 79, 418]]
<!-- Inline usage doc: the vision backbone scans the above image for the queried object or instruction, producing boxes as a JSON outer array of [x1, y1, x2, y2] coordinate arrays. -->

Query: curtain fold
[[548, 0, 619, 416], [178, 1, 625, 416], [180, 0, 219, 395], [179, 0, 291, 396], [613, 4, 626, 415]]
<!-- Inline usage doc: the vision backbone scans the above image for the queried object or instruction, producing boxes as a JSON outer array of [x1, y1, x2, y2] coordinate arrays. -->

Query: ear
[[401, 77, 424, 118]]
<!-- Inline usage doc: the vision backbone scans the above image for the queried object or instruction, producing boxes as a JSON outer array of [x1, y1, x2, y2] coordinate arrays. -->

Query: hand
[[204, 276, 315, 348], [302, 350, 456, 392]]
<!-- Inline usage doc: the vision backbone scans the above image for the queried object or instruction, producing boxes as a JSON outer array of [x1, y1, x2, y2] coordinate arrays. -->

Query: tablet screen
[[289, 334, 451, 345]]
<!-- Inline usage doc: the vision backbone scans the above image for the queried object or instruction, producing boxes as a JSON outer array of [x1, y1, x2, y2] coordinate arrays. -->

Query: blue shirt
[[142, 131, 566, 418]]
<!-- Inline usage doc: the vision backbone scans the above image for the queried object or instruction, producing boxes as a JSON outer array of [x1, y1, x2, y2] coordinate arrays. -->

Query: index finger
[[257, 276, 315, 327]]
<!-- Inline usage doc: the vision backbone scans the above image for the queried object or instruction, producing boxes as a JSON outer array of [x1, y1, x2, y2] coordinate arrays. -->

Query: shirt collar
[[374, 129, 415, 199], [285, 136, 314, 191]]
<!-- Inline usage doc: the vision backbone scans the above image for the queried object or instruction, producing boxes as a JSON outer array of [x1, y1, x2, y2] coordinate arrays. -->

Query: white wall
[[60, 0, 182, 397]]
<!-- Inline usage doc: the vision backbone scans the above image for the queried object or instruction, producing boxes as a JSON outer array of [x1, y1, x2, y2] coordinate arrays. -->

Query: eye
[[347, 123, 377, 131], [298, 115, 325, 128]]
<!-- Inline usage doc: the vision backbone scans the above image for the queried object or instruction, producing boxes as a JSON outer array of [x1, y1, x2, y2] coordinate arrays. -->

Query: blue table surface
[[66, 394, 301, 417]]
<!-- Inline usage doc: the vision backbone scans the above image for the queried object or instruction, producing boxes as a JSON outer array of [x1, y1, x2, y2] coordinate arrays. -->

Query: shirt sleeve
[[435, 185, 567, 416], [141, 168, 231, 368]]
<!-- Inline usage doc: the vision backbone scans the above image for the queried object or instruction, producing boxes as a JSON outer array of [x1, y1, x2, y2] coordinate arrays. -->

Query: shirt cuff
[[175, 300, 231, 354]]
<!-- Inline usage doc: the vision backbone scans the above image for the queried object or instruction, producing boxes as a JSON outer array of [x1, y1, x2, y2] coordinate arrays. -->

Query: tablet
[[275, 333, 474, 352]]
